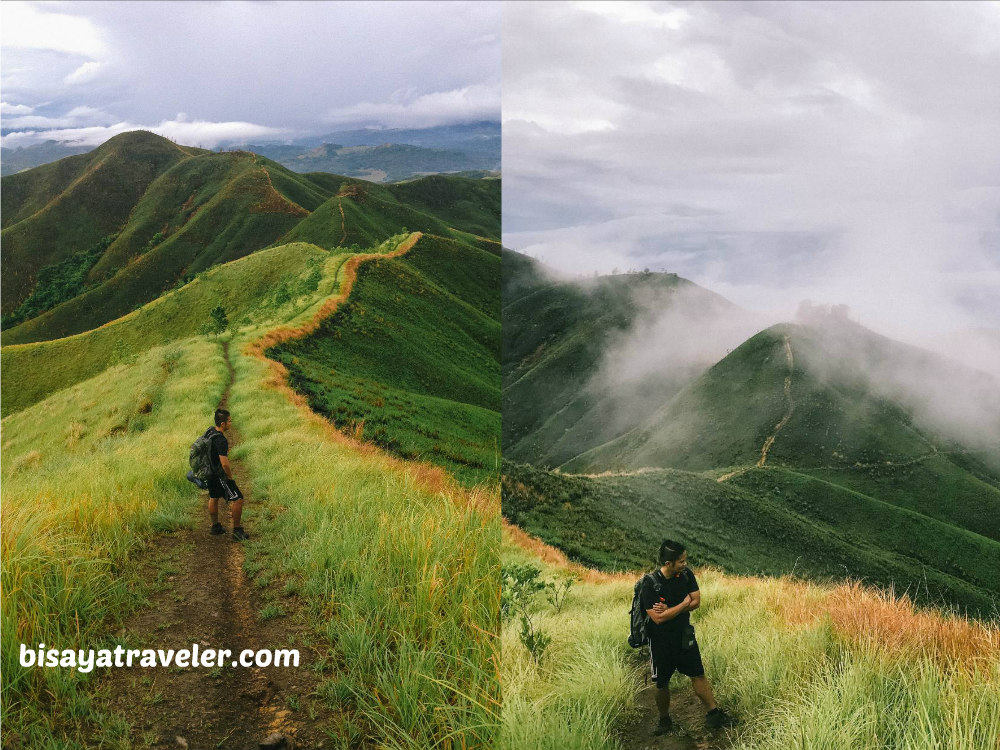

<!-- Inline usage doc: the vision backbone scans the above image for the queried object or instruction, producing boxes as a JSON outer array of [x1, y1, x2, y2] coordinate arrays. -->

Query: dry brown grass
[[776, 578, 1000, 670]]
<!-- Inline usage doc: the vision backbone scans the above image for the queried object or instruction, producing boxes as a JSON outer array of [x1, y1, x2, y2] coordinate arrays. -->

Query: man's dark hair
[[214, 408, 230, 427], [658, 539, 686, 565]]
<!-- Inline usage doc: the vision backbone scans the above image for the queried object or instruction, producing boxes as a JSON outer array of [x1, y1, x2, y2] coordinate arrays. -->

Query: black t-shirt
[[640, 568, 699, 640], [204, 426, 228, 476]]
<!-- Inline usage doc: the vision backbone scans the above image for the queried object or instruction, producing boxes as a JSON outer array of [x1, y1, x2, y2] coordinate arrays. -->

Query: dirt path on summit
[[97, 342, 329, 750]]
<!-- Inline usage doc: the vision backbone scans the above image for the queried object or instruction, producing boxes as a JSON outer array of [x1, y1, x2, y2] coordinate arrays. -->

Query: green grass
[[1, 242, 347, 417], [1, 131, 198, 316], [500, 532, 1000, 750], [271, 234, 501, 486], [2, 230, 501, 748], [1, 339, 227, 747], [227, 318, 500, 748], [501, 461, 1000, 618]]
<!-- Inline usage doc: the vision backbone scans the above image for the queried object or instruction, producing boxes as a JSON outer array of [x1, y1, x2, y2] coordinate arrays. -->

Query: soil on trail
[[617, 682, 734, 750], [97, 342, 331, 750]]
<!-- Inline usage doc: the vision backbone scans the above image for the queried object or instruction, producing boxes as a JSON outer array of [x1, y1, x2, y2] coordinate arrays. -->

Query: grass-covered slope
[[1, 242, 342, 417], [3, 234, 500, 747], [502, 249, 739, 467], [501, 528, 999, 750], [1, 340, 228, 746], [502, 461, 1000, 618], [3, 152, 316, 344], [4, 147, 502, 346], [1, 131, 200, 315], [269, 234, 501, 486]]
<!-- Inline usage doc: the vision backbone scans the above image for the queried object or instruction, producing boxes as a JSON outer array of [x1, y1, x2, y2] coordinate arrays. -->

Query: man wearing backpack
[[202, 408, 249, 541], [640, 540, 733, 734]]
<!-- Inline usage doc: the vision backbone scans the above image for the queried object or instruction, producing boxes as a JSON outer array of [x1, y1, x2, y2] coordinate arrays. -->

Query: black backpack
[[628, 572, 662, 648], [188, 429, 218, 485]]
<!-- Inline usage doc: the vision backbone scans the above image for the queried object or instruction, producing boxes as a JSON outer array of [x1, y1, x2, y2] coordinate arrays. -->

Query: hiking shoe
[[209, 522, 225, 535], [706, 707, 735, 729], [652, 716, 673, 735], [232, 527, 250, 541]]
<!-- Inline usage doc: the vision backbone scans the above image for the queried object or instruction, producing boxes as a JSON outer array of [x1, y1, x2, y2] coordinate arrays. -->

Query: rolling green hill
[[269, 234, 501, 486], [502, 461, 999, 618], [502, 249, 741, 467], [502, 259, 1000, 619], [1, 131, 203, 317], [2, 133, 501, 345], [1, 242, 342, 417]]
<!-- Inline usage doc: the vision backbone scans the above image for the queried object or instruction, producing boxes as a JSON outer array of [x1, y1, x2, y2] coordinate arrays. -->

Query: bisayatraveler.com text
[[18, 643, 299, 672]]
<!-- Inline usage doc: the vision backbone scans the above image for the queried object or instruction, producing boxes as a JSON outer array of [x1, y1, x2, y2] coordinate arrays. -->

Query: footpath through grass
[[2, 232, 500, 749], [1, 339, 228, 747], [501, 525, 1000, 750]]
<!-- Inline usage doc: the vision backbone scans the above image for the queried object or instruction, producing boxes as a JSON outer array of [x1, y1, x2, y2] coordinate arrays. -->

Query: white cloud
[[503, 1, 1000, 342], [1, 118, 286, 148], [325, 83, 501, 129], [0, 101, 34, 114], [0, 1, 106, 58], [64, 61, 105, 85]]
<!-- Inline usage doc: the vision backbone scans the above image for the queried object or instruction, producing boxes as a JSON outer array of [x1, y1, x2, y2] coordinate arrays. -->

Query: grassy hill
[[1, 131, 202, 317], [502, 461, 999, 618], [2, 233, 499, 748], [502, 249, 742, 467], [1, 242, 344, 417], [501, 527, 999, 750], [2, 132, 501, 345], [269, 234, 501, 486], [502, 260, 1000, 620]]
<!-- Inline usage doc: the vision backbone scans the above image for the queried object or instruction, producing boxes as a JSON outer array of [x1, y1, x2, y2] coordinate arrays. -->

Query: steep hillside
[[269, 234, 501, 486], [502, 261, 1000, 620], [502, 461, 1000, 617], [1, 242, 341, 417], [1, 131, 202, 316], [502, 249, 743, 466]]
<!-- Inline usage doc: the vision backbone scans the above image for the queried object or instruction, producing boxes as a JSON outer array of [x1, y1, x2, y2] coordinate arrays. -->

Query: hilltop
[[501, 250, 1000, 618], [502, 250, 747, 467]]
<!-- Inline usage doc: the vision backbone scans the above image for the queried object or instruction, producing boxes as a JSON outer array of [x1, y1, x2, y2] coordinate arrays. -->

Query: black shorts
[[649, 635, 705, 688], [207, 476, 243, 501]]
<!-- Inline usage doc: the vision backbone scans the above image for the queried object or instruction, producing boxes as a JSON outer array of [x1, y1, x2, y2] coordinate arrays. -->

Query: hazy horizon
[[503, 1, 1000, 371], [1, 1, 500, 148]]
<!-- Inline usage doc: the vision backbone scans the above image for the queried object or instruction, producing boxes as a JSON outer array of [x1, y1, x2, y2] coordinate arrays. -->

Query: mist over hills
[[1, 130, 499, 343], [501, 249, 1000, 618]]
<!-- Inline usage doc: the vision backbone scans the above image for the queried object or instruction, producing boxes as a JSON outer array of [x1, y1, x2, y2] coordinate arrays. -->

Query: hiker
[[641, 539, 733, 734], [203, 408, 250, 541]]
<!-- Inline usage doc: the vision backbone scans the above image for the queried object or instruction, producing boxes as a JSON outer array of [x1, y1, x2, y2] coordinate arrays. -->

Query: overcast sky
[[0, 0, 500, 147], [503, 1, 1000, 348]]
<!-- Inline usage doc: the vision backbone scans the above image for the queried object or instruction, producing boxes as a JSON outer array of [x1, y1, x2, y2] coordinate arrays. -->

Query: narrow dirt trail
[[757, 335, 795, 468], [337, 199, 347, 246], [99, 342, 328, 749], [618, 683, 732, 750]]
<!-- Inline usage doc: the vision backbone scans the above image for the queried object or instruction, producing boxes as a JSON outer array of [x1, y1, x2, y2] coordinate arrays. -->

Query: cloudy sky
[[503, 1, 1000, 349], [1, 0, 500, 147]]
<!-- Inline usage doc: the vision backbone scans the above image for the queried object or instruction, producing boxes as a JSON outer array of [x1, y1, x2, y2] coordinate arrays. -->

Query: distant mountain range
[[1, 121, 501, 180], [502, 249, 1000, 618]]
